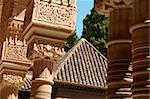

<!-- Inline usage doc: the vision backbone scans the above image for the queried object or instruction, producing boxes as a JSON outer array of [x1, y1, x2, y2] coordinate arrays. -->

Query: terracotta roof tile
[[53, 38, 108, 88], [21, 38, 108, 91]]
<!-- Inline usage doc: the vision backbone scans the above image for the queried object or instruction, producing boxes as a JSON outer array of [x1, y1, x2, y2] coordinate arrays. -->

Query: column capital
[[27, 39, 65, 64], [1, 74, 24, 88]]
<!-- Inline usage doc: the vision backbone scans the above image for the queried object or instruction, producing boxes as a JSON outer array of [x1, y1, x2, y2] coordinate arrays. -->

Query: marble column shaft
[[30, 58, 54, 99], [130, 0, 150, 98], [106, 8, 132, 99]]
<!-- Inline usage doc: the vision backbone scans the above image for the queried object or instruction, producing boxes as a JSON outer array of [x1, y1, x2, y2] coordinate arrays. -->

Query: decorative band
[[129, 22, 150, 34], [106, 40, 131, 48], [132, 46, 149, 53]]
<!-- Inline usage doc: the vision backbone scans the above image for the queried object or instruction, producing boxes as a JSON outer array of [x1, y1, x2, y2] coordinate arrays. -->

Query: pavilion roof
[[20, 38, 108, 91], [54, 38, 107, 88]]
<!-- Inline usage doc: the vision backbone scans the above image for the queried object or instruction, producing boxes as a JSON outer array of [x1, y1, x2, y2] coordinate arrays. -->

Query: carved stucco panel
[[2, 74, 24, 87], [33, 1, 76, 29], [2, 37, 29, 63], [3, 44, 28, 62], [28, 42, 65, 64]]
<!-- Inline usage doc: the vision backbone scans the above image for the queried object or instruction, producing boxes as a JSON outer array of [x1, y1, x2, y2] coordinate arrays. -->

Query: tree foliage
[[81, 9, 109, 56], [64, 31, 79, 52]]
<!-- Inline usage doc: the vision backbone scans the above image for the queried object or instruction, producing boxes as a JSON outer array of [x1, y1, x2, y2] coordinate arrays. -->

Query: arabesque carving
[[2, 74, 24, 87], [2, 36, 29, 63], [33, 0, 76, 29], [28, 42, 65, 64]]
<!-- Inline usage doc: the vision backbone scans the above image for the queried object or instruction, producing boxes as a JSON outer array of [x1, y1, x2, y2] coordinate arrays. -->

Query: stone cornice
[[54, 81, 107, 94]]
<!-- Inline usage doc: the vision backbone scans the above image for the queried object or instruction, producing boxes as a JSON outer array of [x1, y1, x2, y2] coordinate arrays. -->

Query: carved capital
[[28, 41, 65, 64], [2, 74, 24, 88]]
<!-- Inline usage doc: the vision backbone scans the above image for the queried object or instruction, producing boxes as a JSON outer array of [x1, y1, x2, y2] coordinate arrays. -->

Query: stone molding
[[105, 39, 132, 48], [129, 22, 150, 34], [132, 46, 149, 53]]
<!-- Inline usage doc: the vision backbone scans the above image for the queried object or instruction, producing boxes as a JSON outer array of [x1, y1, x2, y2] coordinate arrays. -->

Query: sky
[[76, 0, 94, 37]]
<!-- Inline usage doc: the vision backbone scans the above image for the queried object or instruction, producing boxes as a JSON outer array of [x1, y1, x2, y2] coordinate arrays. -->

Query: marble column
[[130, 0, 150, 98], [106, 8, 132, 99], [0, 36, 31, 99], [22, 0, 76, 98], [30, 58, 54, 99], [0, 73, 24, 99]]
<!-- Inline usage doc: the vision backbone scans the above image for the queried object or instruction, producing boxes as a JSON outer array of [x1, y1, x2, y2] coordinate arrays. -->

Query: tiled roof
[[20, 71, 32, 91], [20, 38, 108, 91], [53, 38, 108, 88]]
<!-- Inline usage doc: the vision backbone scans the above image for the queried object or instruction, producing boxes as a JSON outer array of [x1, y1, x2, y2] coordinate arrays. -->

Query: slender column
[[130, 0, 150, 99], [22, 0, 76, 98], [0, 35, 31, 99], [30, 58, 54, 99], [0, 74, 23, 99], [0, 0, 14, 59], [106, 8, 132, 99]]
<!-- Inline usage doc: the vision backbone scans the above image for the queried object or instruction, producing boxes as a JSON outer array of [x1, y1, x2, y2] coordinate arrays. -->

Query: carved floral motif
[[2, 74, 24, 87], [2, 36, 29, 63], [34, 0, 76, 29], [30, 42, 65, 64]]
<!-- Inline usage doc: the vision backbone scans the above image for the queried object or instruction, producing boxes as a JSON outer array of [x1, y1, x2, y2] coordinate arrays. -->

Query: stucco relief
[[2, 74, 24, 87], [2, 36, 29, 63], [31, 42, 65, 63], [34, 1, 76, 28]]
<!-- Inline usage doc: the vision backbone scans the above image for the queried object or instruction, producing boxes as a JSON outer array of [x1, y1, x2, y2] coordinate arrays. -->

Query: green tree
[[81, 9, 109, 56], [64, 31, 79, 52]]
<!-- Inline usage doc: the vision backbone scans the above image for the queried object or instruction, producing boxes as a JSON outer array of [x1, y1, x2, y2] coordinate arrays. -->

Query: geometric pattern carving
[[2, 74, 24, 87], [34, 1, 76, 29], [38, 68, 53, 82], [2, 36, 29, 63], [29, 42, 65, 64]]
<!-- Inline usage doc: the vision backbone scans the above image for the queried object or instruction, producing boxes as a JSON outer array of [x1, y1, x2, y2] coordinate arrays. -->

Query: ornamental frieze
[[33, 0, 76, 29], [2, 74, 24, 87], [2, 36, 29, 63], [27, 40, 65, 64]]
